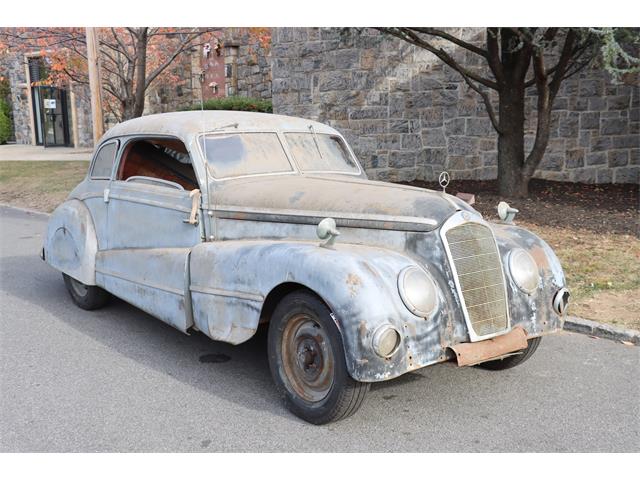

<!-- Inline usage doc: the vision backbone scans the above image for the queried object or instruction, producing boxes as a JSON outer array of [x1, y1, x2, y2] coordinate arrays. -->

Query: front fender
[[189, 240, 436, 381], [491, 223, 568, 335]]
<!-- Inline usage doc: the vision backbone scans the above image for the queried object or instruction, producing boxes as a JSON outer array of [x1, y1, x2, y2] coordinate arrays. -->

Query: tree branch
[[523, 48, 551, 178], [461, 75, 502, 134], [486, 28, 504, 85], [144, 30, 204, 89], [377, 27, 499, 90], [408, 27, 488, 57]]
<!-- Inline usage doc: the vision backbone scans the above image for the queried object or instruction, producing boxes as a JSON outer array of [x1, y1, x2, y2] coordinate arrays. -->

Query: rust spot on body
[[346, 273, 362, 296]]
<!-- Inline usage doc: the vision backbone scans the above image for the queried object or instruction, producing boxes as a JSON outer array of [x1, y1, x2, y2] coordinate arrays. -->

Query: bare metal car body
[[43, 111, 569, 417]]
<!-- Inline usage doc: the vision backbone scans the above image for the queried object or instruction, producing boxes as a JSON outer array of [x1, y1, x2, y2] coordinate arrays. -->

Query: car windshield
[[200, 132, 293, 179], [284, 133, 359, 174]]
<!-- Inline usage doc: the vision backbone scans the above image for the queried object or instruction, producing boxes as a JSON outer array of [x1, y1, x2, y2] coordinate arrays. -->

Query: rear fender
[[44, 199, 98, 285]]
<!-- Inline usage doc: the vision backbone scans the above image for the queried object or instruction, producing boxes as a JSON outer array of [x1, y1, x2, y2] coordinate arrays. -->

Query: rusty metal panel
[[450, 326, 528, 367]]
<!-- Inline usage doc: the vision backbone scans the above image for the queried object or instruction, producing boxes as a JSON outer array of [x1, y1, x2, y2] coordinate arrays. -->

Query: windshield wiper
[[308, 124, 324, 160]]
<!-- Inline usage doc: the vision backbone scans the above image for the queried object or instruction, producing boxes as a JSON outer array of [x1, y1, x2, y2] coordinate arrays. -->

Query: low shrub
[[0, 99, 12, 144], [183, 96, 272, 113]]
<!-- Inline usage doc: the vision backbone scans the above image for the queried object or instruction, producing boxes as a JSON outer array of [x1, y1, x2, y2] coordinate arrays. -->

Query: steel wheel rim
[[281, 313, 334, 403], [69, 277, 88, 297]]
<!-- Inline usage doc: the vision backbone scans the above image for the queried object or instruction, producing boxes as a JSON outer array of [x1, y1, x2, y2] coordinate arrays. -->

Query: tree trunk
[[497, 85, 528, 197]]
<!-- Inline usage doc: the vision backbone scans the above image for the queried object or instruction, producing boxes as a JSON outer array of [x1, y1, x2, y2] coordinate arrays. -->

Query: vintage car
[[42, 110, 570, 424]]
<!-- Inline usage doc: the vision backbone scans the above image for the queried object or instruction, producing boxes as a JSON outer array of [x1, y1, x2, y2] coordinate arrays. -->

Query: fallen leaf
[[620, 340, 634, 346]]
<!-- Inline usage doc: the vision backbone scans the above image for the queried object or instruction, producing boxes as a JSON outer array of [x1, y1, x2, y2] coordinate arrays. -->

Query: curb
[[0, 203, 51, 218], [564, 316, 640, 345]]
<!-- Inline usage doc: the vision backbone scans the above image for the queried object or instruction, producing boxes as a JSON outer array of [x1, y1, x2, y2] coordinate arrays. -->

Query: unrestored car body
[[43, 111, 570, 423]]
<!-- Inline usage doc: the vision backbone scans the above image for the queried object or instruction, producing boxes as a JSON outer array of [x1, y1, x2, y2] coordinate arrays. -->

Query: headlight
[[398, 266, 438, 317], [372, 325, 401, 358], [508, 248, 540, 294]]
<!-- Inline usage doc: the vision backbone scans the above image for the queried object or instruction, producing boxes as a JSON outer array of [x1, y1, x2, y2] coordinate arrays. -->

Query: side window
[[116, 137, 198, 191], [90, 141, 119, 179]]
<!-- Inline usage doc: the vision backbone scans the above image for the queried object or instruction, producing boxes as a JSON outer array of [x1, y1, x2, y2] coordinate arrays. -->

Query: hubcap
[[281, 314, 334, 403], [69, 277, 88, 297]]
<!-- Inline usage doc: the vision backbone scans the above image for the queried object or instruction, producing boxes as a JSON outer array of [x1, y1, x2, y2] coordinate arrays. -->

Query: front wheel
[[267, 291, 369, 424], [62, 273, 110, 310], [476, 336, 542, 370]]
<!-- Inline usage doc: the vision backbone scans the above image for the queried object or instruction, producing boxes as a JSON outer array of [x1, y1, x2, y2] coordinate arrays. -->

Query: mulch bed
[[399, 179, 639, 236]]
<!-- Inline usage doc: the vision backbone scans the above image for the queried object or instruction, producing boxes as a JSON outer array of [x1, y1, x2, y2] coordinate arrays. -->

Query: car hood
[[211, 174, 475, 232]]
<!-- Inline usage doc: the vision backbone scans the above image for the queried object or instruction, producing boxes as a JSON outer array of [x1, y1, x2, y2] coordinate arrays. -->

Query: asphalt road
[[1, 206, 638, 452]]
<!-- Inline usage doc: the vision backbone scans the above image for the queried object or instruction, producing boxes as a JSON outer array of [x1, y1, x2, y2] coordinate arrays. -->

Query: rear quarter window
[[90, 141, 119, 179]]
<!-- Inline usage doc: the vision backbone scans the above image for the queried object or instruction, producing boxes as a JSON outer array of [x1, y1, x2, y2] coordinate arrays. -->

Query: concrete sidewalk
[[0, 144, 92, 161]]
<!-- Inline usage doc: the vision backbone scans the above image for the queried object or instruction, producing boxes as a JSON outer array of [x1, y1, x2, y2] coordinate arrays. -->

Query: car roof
[[101, 110, 340, 143]]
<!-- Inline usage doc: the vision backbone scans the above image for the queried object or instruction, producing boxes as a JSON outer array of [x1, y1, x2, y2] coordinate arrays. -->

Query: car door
[[95, 136, 203, 332], [83, 139, 120, 251]]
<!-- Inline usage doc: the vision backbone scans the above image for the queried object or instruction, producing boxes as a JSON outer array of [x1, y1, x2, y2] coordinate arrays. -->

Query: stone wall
[[271, 27, 639, 184], [225, 28, 272, 99], [71, 84, 94, 147], [4, 53, 31, 145]]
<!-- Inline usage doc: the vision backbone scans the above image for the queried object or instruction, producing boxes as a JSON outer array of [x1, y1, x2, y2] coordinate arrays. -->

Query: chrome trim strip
[[189, 284, 264, 302], [74, 192, 104, 201], [108, 192, 192, 214], [96, 268, 184, 296], [439, 211, 511, 342], [214, 205, 438, 232]]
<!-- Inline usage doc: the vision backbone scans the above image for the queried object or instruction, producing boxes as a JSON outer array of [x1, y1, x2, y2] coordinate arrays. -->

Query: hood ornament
[[438, 171, 450, 193]]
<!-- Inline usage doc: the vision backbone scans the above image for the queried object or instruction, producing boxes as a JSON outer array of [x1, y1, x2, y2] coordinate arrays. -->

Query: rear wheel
[[267, 291, 369, 424], [62, 273, 110, 310], [476, 336, 542, 370]]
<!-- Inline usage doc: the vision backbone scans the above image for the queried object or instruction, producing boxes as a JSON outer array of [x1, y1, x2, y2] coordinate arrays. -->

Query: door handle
[[103, 188, 110, 203], [183, 189, 201, 226]]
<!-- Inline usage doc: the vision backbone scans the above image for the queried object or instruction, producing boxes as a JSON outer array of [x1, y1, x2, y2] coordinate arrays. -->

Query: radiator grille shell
[[444, 221, 509, 339]]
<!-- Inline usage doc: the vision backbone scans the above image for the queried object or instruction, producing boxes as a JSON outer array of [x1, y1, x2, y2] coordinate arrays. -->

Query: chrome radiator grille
[[445, 222, 508, 337]]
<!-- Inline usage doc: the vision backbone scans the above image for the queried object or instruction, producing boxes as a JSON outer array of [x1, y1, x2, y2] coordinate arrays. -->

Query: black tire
[[476, 336, 542, 370], [267, 291, 369, 424], [62, 273, 110, 310]]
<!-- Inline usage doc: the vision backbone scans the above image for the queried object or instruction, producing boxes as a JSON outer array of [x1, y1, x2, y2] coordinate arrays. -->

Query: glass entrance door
[[35, 86, 70, 147]]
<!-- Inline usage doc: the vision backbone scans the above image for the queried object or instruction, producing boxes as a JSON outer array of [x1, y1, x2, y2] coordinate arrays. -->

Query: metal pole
[[86, 27, 104, 145]]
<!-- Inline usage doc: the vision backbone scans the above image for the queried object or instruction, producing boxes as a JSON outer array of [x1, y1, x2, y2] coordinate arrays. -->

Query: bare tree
[[377, 28, 638, 197], [0, 27, 219, 121]]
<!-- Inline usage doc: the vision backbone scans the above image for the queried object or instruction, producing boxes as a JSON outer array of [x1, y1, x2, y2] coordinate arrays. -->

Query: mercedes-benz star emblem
[[438, 171, 450, 192]]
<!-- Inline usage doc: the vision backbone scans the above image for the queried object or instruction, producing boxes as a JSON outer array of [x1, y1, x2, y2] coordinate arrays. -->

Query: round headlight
[[508, 248, 540, 294], [372, 325, 401, 358], [398, 266, 438, 317]]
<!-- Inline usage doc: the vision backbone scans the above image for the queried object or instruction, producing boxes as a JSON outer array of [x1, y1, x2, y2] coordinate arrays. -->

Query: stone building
[[3, 52, 95, 147], [0, 28, 272, 148], [270, 28, 639, 184]]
